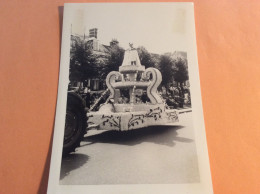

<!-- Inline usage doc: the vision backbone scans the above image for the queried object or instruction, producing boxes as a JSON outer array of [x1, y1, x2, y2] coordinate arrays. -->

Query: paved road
[[60, 111, 200, 185]]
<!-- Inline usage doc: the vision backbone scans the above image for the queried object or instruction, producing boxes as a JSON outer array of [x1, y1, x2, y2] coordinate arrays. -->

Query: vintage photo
[[48, 3, 213, 193]]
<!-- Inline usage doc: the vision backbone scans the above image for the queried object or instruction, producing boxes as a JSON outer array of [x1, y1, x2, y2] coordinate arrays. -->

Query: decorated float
[[87, 46, 179, 131]]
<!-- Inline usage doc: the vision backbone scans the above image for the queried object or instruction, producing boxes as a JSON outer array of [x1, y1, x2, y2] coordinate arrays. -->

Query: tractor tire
[[63, 92, 87, 156]]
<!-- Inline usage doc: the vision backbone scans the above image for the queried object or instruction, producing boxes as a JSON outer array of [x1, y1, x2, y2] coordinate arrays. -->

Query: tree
[[158, 54, 189, 86], [137, 46, 155, 68], [172, 57, 189, 108], [100, 42, 125, 79], [158, 54, 175, 88], [69, 38, 99, 82], [172, 57, 189, 85]]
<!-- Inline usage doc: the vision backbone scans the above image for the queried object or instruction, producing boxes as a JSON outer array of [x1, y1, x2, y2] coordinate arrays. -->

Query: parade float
[[87, 46, 179, 131], [63, 45, 181, 155]]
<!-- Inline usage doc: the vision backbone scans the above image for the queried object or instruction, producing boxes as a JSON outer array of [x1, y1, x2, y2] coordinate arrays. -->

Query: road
[[60, 111, 200, 185]]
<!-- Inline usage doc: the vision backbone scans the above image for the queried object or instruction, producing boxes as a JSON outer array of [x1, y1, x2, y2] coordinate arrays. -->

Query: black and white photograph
[[48, 3, 213, 194]]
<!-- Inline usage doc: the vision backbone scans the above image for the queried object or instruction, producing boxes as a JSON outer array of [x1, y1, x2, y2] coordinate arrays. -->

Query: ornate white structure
[[87, 47, 179, 131]]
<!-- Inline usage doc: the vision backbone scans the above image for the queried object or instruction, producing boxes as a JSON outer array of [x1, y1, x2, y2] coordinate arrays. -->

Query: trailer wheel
[[63, 93, 87, 156]]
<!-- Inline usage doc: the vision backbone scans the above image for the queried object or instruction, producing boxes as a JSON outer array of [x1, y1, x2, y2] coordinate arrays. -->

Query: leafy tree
[[158, 54, 175, 88], [158, 54, 189, 86], [100, 42, 124, 79], [172, 57, 189, 85], [69, 38, 98, 82], [137, 46, 155, 68], [172, 57, 189, 108], [110, 39, 119, 46]]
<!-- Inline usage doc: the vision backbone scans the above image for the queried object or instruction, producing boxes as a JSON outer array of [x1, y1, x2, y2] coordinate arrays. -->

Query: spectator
[[84, 88, 91, 108]]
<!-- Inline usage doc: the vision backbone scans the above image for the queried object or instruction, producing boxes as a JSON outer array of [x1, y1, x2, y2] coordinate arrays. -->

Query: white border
[[47, 3, 213, 194]]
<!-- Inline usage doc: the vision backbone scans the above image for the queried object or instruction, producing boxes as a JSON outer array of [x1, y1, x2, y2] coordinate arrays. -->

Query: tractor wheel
[[63, 93, 87, 156]]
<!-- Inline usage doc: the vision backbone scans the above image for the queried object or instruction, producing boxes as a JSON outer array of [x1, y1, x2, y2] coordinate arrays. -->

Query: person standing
[[84, 87, 91, 108]]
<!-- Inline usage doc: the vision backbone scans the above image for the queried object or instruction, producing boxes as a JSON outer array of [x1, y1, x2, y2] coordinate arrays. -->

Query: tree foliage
[[158, 54, 189, 88], [69, 35, 189, 93], [100, 43, 125, 79], [172, 57, 189, 84], [158, 54, 175, 87], [137, 46, 155, 68], [69, 39, 98, 82]]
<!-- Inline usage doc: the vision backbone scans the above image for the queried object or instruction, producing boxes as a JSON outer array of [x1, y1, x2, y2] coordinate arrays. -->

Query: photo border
[[47, 3, 213, 194]]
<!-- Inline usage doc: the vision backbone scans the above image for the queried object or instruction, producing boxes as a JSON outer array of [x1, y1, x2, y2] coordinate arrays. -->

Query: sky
[[70, 3, 191, 54]]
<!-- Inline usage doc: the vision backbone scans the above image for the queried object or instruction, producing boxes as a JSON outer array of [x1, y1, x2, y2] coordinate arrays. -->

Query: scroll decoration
[[166, 111, 179, 122], [101, 114, 121, 130], [106, 71, 122, 100], [128, 107, 163, 129], [142, 68, 163, 104]]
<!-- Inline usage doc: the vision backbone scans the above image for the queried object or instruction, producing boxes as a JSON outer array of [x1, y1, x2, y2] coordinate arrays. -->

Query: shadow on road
[[60, 153, 89, 180], [82, 125, 193, 147]]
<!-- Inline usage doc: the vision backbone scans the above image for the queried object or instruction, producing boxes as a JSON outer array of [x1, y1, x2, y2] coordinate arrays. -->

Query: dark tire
[[63, 92, 87, 156]]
